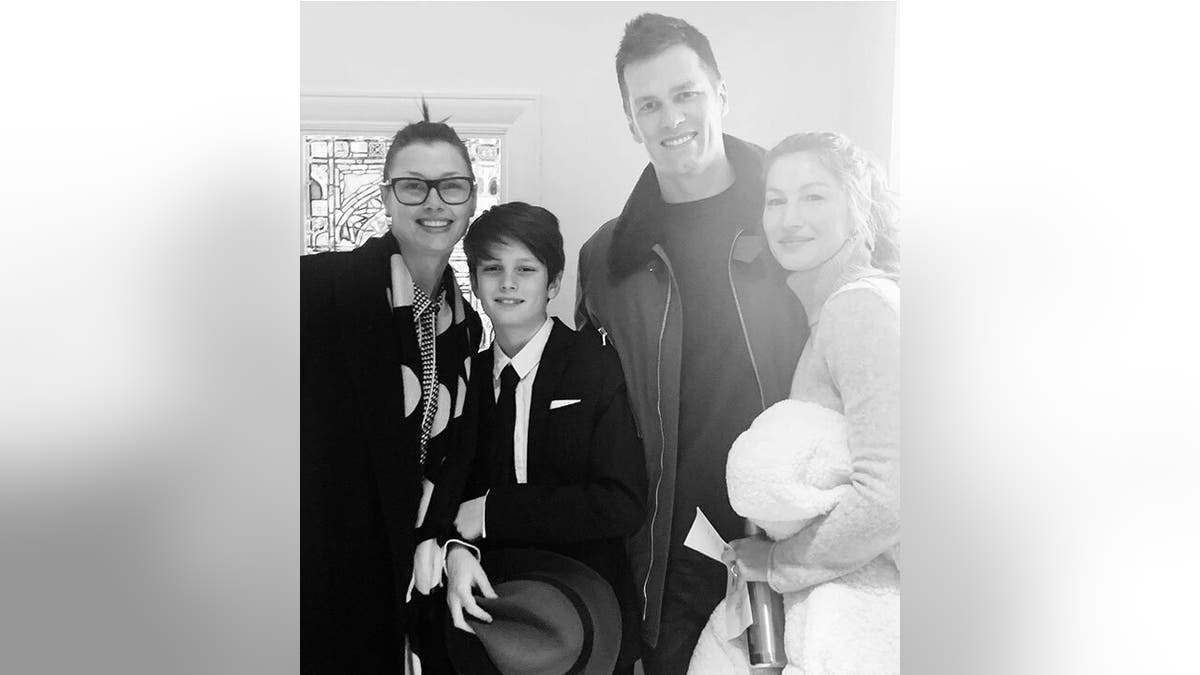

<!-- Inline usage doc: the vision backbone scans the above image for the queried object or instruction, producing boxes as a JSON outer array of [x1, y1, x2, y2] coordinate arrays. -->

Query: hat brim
[[444, 548, 621, 675]]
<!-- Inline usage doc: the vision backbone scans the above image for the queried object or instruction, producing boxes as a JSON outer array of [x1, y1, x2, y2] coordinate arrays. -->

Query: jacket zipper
[[728, 229, 768, 412], [643, 248, 673, 620], [638, 237, 764, 624]]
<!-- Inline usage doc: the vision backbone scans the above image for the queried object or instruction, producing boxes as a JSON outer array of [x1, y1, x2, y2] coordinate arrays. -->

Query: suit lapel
[[525, 319, 573, 484]]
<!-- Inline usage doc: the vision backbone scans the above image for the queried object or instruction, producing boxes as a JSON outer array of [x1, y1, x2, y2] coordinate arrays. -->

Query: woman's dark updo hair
[[764, 131, 900, 277], [381, 100, 475, 182]]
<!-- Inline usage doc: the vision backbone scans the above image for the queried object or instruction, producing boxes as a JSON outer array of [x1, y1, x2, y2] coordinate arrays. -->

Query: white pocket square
[[550, 399, 582, 410]]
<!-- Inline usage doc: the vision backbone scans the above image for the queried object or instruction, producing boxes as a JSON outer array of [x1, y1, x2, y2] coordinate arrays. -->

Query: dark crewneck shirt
[[659, 183, 763, 551]]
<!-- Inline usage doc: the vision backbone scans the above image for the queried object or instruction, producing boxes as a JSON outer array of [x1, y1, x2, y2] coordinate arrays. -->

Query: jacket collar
[[492, 317, 555, 381], [607, 134, 768, 279]]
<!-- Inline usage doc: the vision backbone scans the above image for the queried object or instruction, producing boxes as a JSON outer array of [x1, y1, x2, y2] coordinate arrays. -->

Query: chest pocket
[[541, 399, 592, 479]]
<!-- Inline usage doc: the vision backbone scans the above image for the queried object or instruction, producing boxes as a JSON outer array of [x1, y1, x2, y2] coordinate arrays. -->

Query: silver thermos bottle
[[743, 521, 787, 671]]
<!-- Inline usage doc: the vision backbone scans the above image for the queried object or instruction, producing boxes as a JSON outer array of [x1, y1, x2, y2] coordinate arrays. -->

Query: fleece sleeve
[[767, 288, 900, 593]]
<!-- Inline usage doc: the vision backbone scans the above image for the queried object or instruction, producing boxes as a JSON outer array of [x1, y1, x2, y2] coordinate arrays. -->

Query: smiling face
[[763, 151, 856, 272], [470, 238, 560, 338], [622, 44, 728, 186], [382, 141, 475, 259]]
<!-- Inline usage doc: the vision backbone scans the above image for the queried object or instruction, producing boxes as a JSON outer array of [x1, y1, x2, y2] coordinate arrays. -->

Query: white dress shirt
[[481, 317, 554, 537], [492, 317, 555, 484]]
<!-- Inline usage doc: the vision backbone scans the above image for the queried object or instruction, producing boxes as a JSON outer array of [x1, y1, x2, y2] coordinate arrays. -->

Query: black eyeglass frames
[[380, 176, 476, 206]]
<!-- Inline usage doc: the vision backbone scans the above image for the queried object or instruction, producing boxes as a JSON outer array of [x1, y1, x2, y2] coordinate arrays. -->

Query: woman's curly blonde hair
[[764, 131, 900, 277]]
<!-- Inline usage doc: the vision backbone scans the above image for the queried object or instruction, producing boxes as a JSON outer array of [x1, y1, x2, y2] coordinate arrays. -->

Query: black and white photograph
[[300, 3, 897, 673], [3, 1, 1197, 674]]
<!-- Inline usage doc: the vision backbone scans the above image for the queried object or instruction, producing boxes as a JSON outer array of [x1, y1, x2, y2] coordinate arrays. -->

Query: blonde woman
[[691, 132, 899, 674]]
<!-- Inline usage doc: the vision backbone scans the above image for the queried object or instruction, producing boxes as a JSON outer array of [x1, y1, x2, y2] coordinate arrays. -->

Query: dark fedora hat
[[444, 548, 621, 675]]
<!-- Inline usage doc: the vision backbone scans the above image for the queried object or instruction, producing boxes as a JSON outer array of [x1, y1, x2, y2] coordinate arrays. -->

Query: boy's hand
[[454, 495, 487, 541], [446, 544, 497, 634]]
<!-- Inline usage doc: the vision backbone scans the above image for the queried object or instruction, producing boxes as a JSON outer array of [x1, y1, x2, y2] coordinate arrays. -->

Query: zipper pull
[[598, 326, 609, 347]]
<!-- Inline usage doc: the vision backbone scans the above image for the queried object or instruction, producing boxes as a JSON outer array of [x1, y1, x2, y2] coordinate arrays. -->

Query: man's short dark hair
[[615, 13, 722, 115], [464, 202, 565, 284]]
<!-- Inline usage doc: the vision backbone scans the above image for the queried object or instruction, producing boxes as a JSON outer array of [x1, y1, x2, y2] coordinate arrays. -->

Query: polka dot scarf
[[411, 281, 444, 469], [386, 247, 480, 483]]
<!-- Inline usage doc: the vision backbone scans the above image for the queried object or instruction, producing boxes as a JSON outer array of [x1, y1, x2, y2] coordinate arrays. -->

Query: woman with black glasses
[[301, 103, 485, 674]]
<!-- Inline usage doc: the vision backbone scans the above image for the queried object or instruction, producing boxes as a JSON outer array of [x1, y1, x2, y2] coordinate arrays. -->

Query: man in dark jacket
[[575, 13, 808, 674]]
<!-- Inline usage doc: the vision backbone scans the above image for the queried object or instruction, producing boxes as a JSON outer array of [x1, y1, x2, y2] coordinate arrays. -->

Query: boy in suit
[[435, 201, 647, 672]]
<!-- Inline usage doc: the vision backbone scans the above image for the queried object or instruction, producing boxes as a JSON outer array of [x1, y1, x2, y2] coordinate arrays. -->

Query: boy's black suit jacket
[[430, 317, 648, 667]]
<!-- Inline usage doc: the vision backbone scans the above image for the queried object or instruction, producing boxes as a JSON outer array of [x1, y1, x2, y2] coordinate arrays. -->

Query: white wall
[[301, 1, 896, 320]]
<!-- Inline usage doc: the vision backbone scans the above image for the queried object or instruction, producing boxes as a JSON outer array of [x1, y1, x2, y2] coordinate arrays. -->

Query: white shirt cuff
[[443, 539, 482, 571], [480, 490, 489, 539]]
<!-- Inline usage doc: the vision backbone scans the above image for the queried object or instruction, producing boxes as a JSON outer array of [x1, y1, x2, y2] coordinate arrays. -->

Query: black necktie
[[493, 364, 519, 485]]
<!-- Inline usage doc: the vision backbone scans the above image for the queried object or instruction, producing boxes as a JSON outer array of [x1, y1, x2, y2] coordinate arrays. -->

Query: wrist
[[444, 538, 481, 572]]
